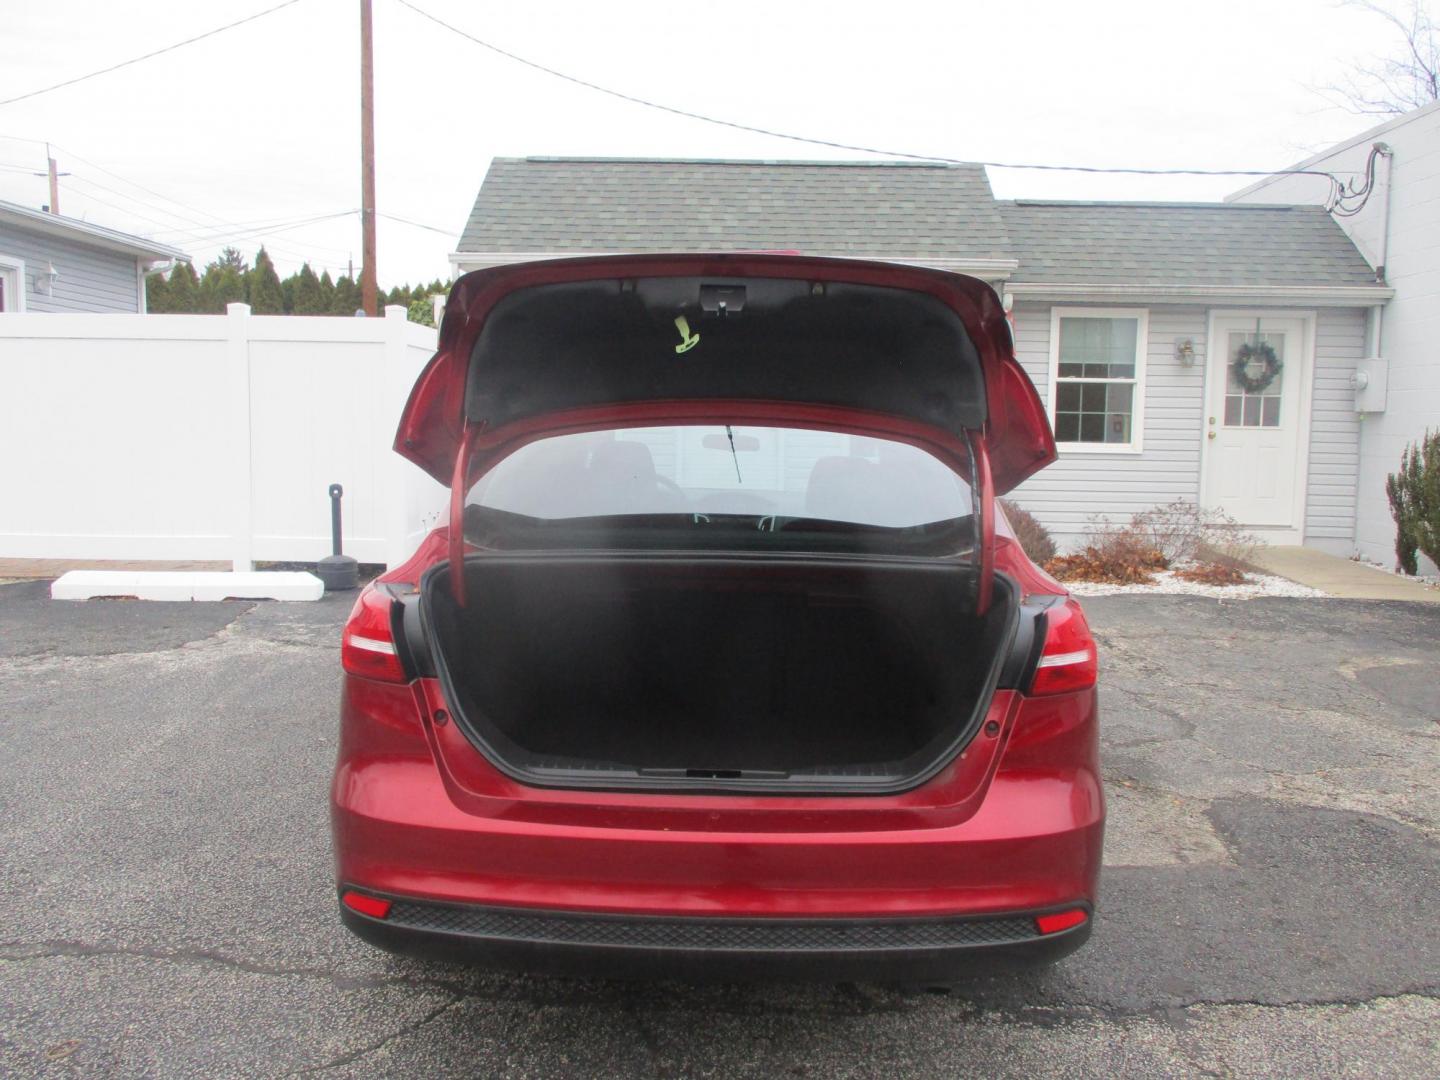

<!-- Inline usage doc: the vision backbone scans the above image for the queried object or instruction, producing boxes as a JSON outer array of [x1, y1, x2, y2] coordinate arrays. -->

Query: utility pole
[[47, 146, 60, 215], [36, 145, 69, 215], [359, 0, 378, 317]]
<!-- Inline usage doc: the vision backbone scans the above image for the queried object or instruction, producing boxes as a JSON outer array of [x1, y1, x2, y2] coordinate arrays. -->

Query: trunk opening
[[421, 555, 1018, 795]]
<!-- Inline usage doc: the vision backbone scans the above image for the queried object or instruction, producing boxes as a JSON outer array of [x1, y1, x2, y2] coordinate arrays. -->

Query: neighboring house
[[1228, 100, 1440, 570], [0, 198, 188, 314], [453, 157, 1392, 553]]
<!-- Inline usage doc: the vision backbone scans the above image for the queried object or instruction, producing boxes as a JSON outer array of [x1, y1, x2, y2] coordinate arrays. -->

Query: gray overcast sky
[[0, 0, 1406, 283]]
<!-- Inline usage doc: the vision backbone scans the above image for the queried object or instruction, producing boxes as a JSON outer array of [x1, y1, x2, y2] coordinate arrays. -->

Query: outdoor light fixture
[[1175, 338, 1196, 366], [35, 262, 58, 296]]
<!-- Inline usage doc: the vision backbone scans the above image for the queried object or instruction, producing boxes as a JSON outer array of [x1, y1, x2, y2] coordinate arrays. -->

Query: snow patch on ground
[[1352, 556, 1440, 590], [1065, 569, 1325, 599]]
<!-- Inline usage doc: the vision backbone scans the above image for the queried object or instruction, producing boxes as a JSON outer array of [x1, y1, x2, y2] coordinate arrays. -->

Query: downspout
[[1367, 143, 1394, 361], [1373, 143, 1394, 286]]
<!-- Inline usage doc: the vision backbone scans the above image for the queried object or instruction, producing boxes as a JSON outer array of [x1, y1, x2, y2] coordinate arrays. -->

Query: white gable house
[[453, 157, 1393, 554]]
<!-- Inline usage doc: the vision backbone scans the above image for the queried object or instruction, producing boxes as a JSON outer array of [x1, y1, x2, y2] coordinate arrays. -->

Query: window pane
[[1224, 396, 1242, 425], [469, 425, 975, 550], [1056, 382, 1081, 411], [1058, 316, 1140, 379], [1261, 396, 1281, 427], [1080, 413, 1105, 442], [1080, 383, 1107, 412], [1243, 396, 1261, 426], [1106, 383, 1134, 414], [1055, 413, 1080, 442]]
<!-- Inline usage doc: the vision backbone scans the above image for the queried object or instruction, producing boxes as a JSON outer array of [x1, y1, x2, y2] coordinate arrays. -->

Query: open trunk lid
[[395, 254, 1054, 496]]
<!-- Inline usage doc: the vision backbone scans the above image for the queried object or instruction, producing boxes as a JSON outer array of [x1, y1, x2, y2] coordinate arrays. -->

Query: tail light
[[341, 586, 408, 683], [1035, 907, 1088, 935], [341, 890, 392, 919], [1030, 599, 1098, 696]]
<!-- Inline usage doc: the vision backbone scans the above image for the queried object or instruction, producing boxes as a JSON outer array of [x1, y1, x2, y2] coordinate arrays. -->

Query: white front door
[[1201, 316, 1308, 530]]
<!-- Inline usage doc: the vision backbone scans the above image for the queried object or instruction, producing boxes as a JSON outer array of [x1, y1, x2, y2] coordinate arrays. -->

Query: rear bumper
[[339, 895, 1091, 981]]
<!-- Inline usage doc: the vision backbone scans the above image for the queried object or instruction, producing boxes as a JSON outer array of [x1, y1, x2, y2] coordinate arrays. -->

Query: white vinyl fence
[[0, 304, 448, 569]]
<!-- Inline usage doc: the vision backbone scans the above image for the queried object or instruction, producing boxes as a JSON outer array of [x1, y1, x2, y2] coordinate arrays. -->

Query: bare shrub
[[1130, 500, 1260, 570], [1173, 562, 1248, 586], [999, 499, 1057, 565], [1042, 502, 1260, 586], [1130, 500, 1208, 564], [1043, 516, 1167, 585]]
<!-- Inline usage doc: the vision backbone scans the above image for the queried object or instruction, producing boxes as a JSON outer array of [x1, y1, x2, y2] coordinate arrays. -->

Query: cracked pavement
[[1, 580, 1437, 1077]]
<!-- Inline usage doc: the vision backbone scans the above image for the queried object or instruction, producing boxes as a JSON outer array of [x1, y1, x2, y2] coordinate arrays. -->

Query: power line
[[0, 0, 306, 108], [392, 0, 1348, 192], [377, 211, 456, 237], [63, 174, 351, 254], [18, 140, 352, 261]]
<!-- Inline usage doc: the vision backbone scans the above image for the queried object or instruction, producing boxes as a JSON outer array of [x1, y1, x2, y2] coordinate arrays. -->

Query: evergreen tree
[[145, 270, 171, 313], [332, 274, 362, 315], [165, 261, 200, 313], [292, 263, 326, 315], [318, 270, 337, 313], [247, 247, 285, 314], [216, 246, 249, 276], [200, 265, 246, 313]]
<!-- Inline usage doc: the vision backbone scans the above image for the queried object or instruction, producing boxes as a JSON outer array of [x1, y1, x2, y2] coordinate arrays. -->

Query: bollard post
[[316, 483, 360, 591]]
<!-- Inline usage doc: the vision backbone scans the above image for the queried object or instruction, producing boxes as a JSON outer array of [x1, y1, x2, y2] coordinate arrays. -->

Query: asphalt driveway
[[1, 581, 1437, 1077]]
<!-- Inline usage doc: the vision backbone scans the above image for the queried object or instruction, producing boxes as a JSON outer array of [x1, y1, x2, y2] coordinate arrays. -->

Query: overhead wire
[[392, 0, 1353, 203], [0, 0, 306, 107], [377, 211, 459, 236], [0, 144, 354, 264]]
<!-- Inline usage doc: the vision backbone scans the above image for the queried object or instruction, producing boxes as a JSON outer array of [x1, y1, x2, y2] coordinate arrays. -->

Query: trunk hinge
[[971, 432, 995, 615], [448, 420, 485, 607]]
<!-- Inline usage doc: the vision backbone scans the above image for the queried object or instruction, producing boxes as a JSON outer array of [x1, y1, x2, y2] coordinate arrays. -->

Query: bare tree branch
[[1319, 1, 1440, 115]]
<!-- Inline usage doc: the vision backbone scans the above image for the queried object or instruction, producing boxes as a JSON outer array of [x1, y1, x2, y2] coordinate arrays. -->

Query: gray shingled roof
[[458, 158, 1381, 290], [999, 200, 1378, 287], [459, 157, 1010, 259]]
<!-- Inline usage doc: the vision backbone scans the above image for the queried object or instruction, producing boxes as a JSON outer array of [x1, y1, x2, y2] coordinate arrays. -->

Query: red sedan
[[331, 254, 1102, 981]]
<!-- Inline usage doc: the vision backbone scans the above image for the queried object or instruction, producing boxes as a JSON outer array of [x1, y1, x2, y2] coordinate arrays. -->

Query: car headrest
[[589, 440, 657, 481]]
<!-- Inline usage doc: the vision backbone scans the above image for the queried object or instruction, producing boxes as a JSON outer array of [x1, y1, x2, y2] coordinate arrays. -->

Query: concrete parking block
[[50, 570, 324, 602]]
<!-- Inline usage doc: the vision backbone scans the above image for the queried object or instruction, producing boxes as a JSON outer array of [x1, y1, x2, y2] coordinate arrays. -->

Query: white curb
[[50, 570, 325, 602]]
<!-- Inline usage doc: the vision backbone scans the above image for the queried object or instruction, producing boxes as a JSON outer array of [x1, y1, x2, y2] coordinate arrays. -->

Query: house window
[[1224, 330, 1283, 427], [0, 255, 23, 312], [1050, 309, 1147, 451]]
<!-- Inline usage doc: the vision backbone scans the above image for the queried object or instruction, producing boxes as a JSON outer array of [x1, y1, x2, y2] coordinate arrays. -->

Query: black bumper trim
[[339, 893, 1092, 981]]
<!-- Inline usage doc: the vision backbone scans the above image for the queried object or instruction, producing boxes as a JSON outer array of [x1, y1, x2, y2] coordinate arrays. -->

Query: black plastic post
[[317, 483, 359, 591], [329, 482, 344, 555]]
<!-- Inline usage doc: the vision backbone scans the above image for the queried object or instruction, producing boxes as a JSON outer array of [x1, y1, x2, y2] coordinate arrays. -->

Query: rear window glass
[[465, 425, 975, 556]]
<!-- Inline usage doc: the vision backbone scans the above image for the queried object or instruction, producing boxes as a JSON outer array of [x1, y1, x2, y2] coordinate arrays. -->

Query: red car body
[[331, 254, 1102, 981]]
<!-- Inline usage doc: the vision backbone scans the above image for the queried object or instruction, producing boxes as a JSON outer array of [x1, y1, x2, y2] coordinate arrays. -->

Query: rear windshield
[[464, 425, 975, 556]]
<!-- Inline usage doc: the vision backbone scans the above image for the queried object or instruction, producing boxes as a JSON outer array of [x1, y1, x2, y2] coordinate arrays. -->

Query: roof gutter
[[1004, 282, 1394, 306]]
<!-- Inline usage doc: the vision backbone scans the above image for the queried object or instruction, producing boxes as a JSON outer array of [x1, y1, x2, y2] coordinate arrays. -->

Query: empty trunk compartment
[[421, 555, 1019, 794]]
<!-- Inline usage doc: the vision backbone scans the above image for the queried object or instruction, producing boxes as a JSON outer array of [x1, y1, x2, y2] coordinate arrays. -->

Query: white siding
[[1008, 304, 1207, 548], [1229, 101, 1440, 567], [1007, 301, 1365, 552], [1307, 308, 1365, 544], [0, 224, 142, 313]]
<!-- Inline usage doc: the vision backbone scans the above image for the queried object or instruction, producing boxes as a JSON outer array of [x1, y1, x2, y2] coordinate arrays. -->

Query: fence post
[[226, 302, 254, 572], [380, 304, 413, 569]]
